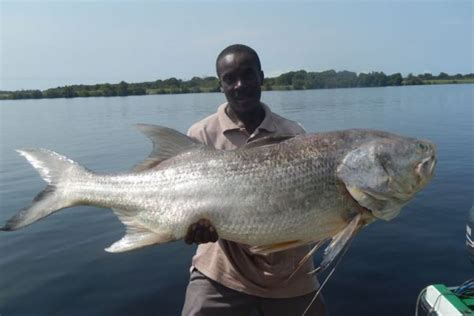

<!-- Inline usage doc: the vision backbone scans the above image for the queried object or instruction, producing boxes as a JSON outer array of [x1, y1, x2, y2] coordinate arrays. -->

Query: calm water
[[0, 85, 472, 316]]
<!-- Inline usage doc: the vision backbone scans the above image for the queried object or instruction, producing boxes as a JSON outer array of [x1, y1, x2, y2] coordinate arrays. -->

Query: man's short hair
[[216, 44, 262, 76]]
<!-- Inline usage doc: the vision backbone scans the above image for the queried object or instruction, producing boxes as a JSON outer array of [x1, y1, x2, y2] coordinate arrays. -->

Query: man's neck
[[226, 103, 265, 135]]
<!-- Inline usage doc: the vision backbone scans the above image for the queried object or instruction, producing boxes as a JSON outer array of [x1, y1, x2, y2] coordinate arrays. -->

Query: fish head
[[337, 132, 437, 221]]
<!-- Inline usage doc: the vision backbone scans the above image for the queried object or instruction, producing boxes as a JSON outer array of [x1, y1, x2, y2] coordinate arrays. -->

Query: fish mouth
[[415, 155, 436, 185], [413, 140, 437, 187]]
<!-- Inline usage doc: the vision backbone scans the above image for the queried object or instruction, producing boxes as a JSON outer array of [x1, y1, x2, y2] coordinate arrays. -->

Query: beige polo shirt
[[187, 102, 318, 299]]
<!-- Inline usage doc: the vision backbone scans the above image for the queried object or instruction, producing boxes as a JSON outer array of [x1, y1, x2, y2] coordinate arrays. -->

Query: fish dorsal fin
[[241, 135, 295, 149], [134, 124, 204, 172], [109, 124, 207, 237]]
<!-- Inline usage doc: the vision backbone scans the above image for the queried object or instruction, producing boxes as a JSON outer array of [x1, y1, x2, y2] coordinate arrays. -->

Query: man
[[181, 44, 327, 316]]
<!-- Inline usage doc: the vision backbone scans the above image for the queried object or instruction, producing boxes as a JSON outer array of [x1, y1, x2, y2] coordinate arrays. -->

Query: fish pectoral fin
[[298, 215, 362, 316], [286, 240, 326, 282], [317, 213, 361, 273], [105, 226, 174, 253], [252, 240, 307, 255]]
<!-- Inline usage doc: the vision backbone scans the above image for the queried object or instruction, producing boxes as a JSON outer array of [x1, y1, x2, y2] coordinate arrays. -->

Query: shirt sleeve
[[187, 124, 206, 144]]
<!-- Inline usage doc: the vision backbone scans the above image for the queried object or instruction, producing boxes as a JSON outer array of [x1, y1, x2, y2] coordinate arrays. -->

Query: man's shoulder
[[187, 112, 221, 142], [270, 111, 306, 135]]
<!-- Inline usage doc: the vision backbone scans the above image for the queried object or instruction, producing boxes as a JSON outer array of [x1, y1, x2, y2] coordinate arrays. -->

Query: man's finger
[[201, 228, 210, 243], [209, 226, 219, 242], [194, 225, 204, 243], [184, 224, 197, 244]]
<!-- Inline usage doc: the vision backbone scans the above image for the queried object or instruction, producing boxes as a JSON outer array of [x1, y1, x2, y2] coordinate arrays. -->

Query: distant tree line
[[1, 71, 472, 100], [263, 70, 405, 90]]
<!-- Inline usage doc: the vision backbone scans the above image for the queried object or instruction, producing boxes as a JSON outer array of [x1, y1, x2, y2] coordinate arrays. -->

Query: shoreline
[[1, 76, 473, 101]]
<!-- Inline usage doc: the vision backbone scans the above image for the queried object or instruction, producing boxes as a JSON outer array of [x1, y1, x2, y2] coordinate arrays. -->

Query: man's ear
[[259, 70, 265, 85], [218, 80, 224, 92]]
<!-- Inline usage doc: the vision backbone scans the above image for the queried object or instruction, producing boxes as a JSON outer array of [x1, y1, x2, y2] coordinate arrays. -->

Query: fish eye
[[416, 142, 428, 151]]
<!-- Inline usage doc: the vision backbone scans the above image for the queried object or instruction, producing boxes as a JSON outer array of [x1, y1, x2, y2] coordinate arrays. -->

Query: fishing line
[[454, 278, 474, 296], [302, 268, 335, 316], [429, 292, 446, 315], [301, 232, 357, 316], [414, 287, 427, 316]]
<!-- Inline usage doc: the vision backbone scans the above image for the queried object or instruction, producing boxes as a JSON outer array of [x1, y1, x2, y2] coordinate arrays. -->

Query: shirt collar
[[217, 102, 277, 134]]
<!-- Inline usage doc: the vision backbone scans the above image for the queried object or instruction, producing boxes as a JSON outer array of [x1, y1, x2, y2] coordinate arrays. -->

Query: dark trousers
[[182, 269, 328, 316]]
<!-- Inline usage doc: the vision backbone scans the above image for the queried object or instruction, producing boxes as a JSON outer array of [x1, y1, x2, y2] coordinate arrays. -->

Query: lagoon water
[[0, 84, 472, 315]]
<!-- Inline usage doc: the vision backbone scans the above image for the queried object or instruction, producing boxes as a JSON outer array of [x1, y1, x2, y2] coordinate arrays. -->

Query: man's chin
[[231, 99, 260, 110]]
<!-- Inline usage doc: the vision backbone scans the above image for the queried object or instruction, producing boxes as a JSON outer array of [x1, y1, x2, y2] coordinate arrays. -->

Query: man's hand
[[184, 219, 219, 245]]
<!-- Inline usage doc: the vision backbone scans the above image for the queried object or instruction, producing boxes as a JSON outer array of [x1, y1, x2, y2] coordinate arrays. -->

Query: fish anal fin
[[107, 207, 175, 253], [105, 228, 174, 253], [252, 240, 306, 255]]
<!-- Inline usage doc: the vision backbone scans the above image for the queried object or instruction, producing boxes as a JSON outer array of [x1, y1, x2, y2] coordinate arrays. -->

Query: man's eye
[[243, 70, 256, 81], [223, 74, 235, 84]]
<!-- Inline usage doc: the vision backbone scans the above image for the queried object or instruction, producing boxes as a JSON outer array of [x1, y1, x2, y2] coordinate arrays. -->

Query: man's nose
[[234, 78, 243, 89]]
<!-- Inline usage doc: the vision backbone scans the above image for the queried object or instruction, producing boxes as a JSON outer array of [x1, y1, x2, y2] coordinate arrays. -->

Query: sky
[[1, 0, 472, 91]]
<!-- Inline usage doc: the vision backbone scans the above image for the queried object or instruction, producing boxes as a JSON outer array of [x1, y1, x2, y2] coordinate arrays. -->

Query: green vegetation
[[1, 71, 472, 100]]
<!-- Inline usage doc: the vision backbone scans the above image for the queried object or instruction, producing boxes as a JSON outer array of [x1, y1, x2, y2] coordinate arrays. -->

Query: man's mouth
[[234, 95, 255, 102]]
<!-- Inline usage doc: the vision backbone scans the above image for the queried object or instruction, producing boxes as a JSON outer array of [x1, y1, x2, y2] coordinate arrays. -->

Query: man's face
[[217, 52, 264, 114]]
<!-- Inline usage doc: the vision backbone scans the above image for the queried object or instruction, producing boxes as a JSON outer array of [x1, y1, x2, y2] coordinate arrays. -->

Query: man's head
[[216, 44, 264, 115]]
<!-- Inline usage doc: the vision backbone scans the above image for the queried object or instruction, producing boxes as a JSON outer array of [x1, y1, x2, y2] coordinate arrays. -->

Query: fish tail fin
[[1, 149, 86, 231]]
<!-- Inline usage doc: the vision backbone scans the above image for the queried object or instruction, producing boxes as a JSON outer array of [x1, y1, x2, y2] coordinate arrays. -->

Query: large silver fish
[[1, 125, 436, 259]]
